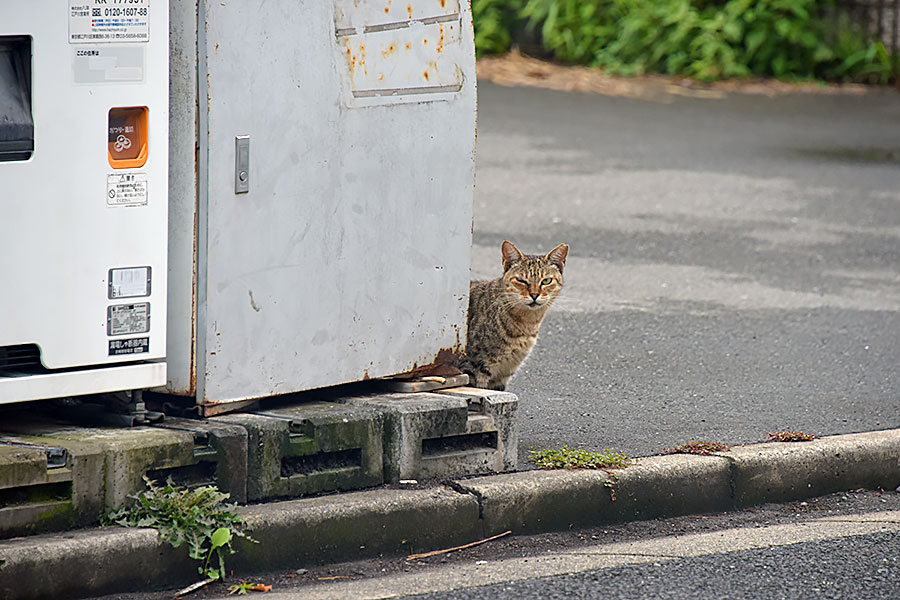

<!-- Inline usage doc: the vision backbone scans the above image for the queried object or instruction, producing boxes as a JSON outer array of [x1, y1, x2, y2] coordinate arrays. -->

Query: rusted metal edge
[[197, 398, 259, 418]]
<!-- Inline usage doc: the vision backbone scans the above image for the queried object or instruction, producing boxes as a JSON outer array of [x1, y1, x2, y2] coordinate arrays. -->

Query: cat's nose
[[530, 292, 540, 301]]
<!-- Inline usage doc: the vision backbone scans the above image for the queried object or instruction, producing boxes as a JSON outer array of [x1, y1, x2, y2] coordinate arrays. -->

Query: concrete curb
[[1, 429, 898, 600]]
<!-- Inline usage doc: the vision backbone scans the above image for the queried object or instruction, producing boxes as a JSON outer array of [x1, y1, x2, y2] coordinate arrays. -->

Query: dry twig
[[406, 530, 512, 560]]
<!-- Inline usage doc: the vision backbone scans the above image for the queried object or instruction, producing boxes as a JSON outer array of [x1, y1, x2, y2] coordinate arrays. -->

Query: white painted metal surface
[[0, 2, 169, 403], [165, 0, 476, 407], [0, 364, 166, 404]]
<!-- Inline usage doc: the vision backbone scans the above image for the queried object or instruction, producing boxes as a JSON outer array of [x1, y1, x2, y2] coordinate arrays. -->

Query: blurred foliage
[[472, 0, 897, 83]]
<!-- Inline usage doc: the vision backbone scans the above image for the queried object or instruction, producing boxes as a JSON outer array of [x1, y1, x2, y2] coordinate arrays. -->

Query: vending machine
[[0, 2, 169, 404]]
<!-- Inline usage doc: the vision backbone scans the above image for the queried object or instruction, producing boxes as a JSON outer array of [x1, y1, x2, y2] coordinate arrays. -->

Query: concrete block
[[153, 417, 249, 503], [726, 429, 900, 507], [0, 420, 193, 510], [0, 415, 244, 532], [214, 401, 383, 501], [339, 387, 518, 482], [0, 434, 103, 538], [437, 387, 518, 472]]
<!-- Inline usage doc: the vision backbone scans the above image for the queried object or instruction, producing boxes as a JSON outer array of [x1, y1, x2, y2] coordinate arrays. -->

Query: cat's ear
[[545, 243, 568, 272], [501, 240, 525, 271]]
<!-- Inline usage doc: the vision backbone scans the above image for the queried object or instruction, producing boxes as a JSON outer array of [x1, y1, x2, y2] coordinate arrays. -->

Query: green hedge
[[473, 0, 897, 83]]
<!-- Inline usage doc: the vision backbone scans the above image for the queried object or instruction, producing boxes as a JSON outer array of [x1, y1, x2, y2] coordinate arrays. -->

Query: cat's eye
[[515, 278, 529, 286], [541, 277, 553, 286]]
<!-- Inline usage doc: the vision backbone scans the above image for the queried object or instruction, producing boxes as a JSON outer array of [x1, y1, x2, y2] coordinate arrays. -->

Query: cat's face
[[500, 241, 568, 311]]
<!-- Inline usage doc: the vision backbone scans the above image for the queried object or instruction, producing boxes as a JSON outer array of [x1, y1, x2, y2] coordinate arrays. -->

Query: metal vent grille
[[0, 344, 42, 373]]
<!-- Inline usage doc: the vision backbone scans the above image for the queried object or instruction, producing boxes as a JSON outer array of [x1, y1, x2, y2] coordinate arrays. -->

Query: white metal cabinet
[[165, 0, 476, 411], [0, 1, 169, 403]]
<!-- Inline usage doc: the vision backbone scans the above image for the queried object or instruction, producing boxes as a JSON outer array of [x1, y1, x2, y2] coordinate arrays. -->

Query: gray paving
[[471, 81, 900, 464], [410, 530, 900, 600]]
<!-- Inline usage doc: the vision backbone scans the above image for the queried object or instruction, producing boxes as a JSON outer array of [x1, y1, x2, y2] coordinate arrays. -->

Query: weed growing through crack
[[767, 430, 816, 442], [103, 476, 255, 581], [663, 441, 730, 455], [528, 446, 631, 470]]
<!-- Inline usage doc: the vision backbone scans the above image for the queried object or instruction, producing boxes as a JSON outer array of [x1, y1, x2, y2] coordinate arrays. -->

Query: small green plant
[[767, 430, 816, 442], [104, 476, 255, 581], [529, 446, 631, 469], [663, 440, 730, 455], [228, 581, 272, 595]]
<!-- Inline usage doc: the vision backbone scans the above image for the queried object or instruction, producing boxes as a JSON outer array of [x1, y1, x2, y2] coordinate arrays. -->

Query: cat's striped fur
[[460, 240, 568, 391]]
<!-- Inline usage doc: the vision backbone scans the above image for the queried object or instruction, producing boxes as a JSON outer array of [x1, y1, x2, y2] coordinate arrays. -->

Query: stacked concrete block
[[0, 415, 247, 537], [213, 401, 383, 501], [0, 439, 101, 538], [153, 417, 249, 503], [337, 387, 518, 482]]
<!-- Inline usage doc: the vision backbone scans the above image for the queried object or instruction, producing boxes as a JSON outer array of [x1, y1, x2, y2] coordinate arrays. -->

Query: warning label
[[107, 303, 150, 336], [107, 173, 148, 207], [69, 0, 150, 44], [109, 337, 149, 356]]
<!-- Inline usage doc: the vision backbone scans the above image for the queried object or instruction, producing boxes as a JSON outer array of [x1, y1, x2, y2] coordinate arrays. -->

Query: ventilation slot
[[422, 431, 499, 457], [0, 344, 43, 374], [281, 448, 362, 477], [148, 462, 217, 489], [0, 481, 72, 509]]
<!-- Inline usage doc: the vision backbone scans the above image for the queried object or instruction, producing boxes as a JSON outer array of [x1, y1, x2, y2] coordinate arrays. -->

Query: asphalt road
[[411, 529, 900, 600], [469, 81, 900, 464], [92, 490, 900, 600]]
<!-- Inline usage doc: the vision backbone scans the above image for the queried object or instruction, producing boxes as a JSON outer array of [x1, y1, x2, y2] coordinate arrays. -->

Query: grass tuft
[[528, 446, 631, 470]]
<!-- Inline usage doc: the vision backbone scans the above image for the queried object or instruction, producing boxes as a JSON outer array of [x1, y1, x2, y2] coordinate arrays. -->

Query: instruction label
[[69, 0, 150, 44], [109, 266, 151, 298], [107, 173, 148, 207], [109, 337, 149, 356], [107, 303, 150, 336]]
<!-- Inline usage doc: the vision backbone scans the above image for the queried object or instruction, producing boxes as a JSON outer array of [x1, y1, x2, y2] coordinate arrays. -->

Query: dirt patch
[[477, 50, 874, 100]]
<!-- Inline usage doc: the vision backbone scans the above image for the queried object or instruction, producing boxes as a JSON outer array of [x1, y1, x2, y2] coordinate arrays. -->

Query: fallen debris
[[767, 430, 817, 442], [663, 441, 730, 456], [406, 530, 512, 560], [174, 577, 216, 598]]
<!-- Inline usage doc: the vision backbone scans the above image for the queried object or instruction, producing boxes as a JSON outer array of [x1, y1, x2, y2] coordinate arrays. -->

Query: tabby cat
[[459, 240, 568, 391]]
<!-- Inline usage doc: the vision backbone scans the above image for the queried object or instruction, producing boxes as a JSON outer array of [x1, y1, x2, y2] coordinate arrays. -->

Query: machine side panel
[[200, 0, 475, 404]]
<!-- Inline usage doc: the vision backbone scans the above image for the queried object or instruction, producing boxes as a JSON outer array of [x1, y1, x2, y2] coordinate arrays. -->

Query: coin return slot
[[108, 106, 148, 169]]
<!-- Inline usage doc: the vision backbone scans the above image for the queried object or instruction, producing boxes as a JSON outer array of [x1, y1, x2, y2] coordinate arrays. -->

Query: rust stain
[[401, 348, 464, 378], [405, 42, 411, 51], [423, 70, 429, 81], [382, 43, 396, 58], [436, 24, 444, 53], [407, 4, 413, 18], [439, 0, 446, 9], [384, 0, 391, 13]]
